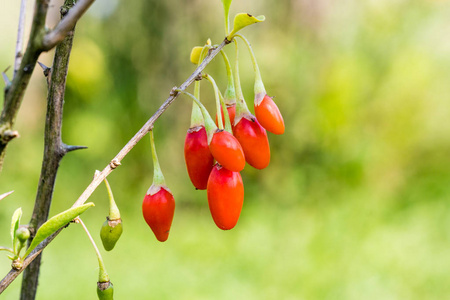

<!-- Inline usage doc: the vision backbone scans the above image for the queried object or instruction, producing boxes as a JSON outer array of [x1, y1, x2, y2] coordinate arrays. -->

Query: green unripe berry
[[97, 281, 114, 300], [100, 217, 123, 251], [16, 227, 30, 243]]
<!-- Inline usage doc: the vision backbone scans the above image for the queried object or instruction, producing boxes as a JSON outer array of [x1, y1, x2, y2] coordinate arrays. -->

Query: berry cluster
[[142, 31, 284, 241]]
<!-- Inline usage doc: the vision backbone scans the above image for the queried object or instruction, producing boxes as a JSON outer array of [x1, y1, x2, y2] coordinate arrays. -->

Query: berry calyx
[[209, 129, 245, 172], [233, 114, 270, 169], [207, 164, 244, 230], [184, 125, 214, 190], [255, 94, 285, 135]]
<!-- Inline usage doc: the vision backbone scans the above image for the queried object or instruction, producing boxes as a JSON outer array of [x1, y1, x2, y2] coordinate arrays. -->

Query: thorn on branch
[[0, 190, 14, 201], [2, 66, 11, 87], [37, 61, 51, 77], [64, 144, 88, 153]]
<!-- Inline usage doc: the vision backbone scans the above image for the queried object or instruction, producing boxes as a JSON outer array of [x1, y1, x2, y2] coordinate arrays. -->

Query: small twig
[[14, 0, 28, 78], [42, 0, 96, 51]]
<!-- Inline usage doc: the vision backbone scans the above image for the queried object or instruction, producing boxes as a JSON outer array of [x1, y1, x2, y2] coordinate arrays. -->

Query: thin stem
[[203, 74, 224, 130], [149, 130, 165, 187], [14, 0, 27, 78], [219, 50, 236, 105], [103, 179, 120, 221], [218, 89, 232, 133], [233, 40, 250, 120], [77, 218, 109, 283], [234, 34, 262, 82], [234, 34, 266, 100], [0, 247, 14, 254]]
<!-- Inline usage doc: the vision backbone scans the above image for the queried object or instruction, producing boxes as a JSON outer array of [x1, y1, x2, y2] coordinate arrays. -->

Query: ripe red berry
[[184, 126, 214, 190], [254, 94, 285, 135], [209, 129, 245, 172], [207, 164, 244, 230], [233, 114, 270, 169], [142, 186, 175, 242], [215, 103, 236, 128]]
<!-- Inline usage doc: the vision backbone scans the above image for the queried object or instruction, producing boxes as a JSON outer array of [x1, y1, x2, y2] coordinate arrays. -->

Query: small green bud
[[97, 281, 114, 300], [16, 227, 30, 244], [100, 217, 123, 251]]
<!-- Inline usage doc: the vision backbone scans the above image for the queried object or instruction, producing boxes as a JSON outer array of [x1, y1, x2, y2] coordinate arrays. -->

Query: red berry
[[209, 130, 245, 172], [207, 164, 244, 230], [254, 94, 285, 135], [215, 103, 236, 128], [184, 126, 214, 190], [142, 186, 175, 242], [233, 115, 270, 169]]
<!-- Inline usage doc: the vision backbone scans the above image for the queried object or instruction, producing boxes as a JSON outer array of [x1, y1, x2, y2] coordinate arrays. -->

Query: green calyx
[[176, 89, 217, 144], [227, 13, 265, 41], [97, 281, 114, 300], [100, 218, 123, 251], [203, 74, 232, 133], [233, 40, 251, 125], [190, 81, 204, 128], [104, 178, 120, 221]]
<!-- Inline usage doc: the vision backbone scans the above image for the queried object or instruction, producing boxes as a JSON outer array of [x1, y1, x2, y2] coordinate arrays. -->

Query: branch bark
[[0, 0, 97, 171], [20, 1, 79, 299], [0, 39, 227, 294], [14, 0, 28, 78]]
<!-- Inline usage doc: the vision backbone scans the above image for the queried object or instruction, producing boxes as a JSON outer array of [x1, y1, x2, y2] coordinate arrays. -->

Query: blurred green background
[[1, 0, 450, 299]]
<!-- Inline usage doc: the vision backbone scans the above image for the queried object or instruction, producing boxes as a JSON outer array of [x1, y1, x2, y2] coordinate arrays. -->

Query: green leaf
[[10, 208, 22, 246], [23, 203, 95, 258], [227, 13, 265, 40]]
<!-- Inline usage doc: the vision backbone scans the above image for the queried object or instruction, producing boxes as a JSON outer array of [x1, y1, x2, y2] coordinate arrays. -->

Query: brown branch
[[19, 1, 78, 299], [0, 0, 49, 170], [42, 0, 96, 51], [0, 39, 227, 293], [14, 0, 28, 78], [0, 0, 96, 171]]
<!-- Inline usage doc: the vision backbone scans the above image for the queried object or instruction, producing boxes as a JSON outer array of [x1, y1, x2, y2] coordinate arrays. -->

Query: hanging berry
[[207, 163, 244, 230], [176, 89, 245, 172], [142, 130, 175, 242], [232, 39, 270, 169], [184, 81, 214, 190], [99, 177, 123, 251], [234, 34, 285, 135]]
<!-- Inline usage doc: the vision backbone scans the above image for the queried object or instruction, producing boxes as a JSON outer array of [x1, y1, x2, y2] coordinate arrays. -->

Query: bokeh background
[[1, 0, 450, 299]]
